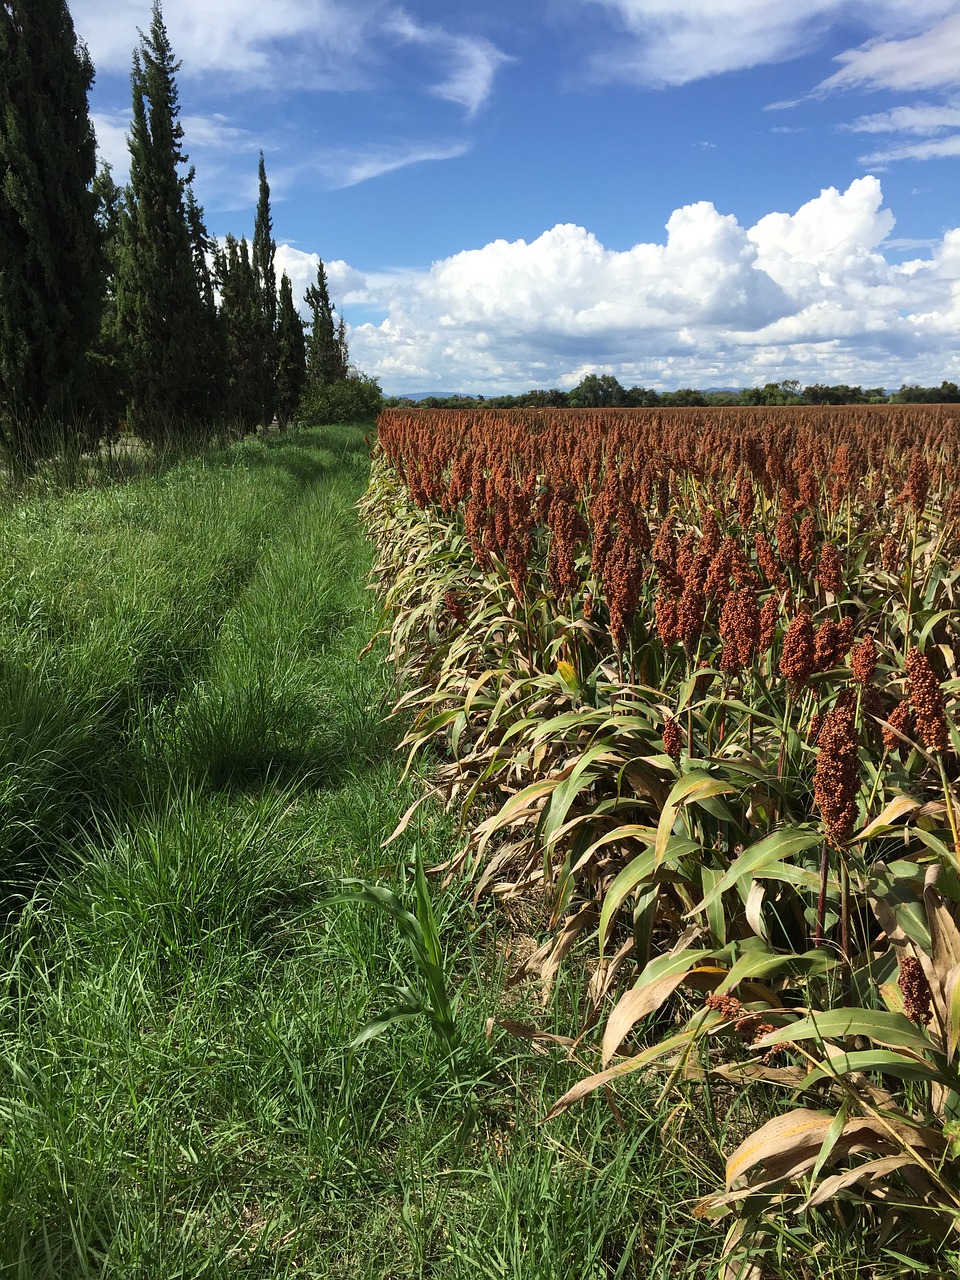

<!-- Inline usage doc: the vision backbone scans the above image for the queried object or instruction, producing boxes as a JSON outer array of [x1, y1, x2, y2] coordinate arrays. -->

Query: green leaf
[[689, 826, 822, 918], [810, 1101, 848, 1185], [716, 946, 838, 994], [802, 1049, 956, 1090], [655, 772, 736, 868], [756, 1007, 940, 1060], [598, 833, 699, 954]]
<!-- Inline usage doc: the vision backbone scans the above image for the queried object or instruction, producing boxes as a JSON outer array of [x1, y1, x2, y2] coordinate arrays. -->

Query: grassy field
[[0, 424, 777, 1279]]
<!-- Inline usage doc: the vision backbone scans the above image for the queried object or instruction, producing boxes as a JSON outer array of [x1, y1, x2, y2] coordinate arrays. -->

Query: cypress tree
[[275, 271, 306, 428], [0, 0, 103, 464], [185, 182, 227, 420], [217, 234, 268, 432], [115, 1, 216, 442], [304, 260, 344, 388], [87, 163, 127, 427], [335, 314, 349, 380], [251, 152, 277, 424]]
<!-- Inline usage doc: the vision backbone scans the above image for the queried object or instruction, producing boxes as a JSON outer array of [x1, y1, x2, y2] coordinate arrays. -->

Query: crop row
[[363, 405, 960, 1271]]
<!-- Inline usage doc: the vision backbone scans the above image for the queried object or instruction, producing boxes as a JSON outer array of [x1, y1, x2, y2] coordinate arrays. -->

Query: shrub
[[297, 374, 382, 424]]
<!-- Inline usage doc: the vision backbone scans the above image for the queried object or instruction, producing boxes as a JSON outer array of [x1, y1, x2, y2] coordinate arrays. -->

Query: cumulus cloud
[[300, 177, 960, 394], [575, 1, 956, 88]]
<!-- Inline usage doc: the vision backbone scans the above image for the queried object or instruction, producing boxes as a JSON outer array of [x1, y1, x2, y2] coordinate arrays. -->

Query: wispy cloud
[[385, 11, 513, 115], [573, 1, 957, 89], [815, 13, 960, 95], [858, 133, 960, 166], [840, 102, 960, 135], [92, 107, 260, 194], [72, 0, 371, 84], [91, 110, 131, 174], [432, 35, 513, 116], [312, 141, 471, 189], [72, 0, 511, 111]]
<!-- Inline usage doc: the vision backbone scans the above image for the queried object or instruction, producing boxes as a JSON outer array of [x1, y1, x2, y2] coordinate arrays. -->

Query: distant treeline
[[385, 374, 960, 411]]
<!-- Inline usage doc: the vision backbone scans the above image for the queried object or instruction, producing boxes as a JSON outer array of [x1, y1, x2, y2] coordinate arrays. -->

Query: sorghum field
[[363, 404, 960, 1275]]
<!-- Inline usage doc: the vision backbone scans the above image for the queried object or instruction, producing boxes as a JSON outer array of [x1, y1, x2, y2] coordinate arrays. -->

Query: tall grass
[[0, 431, 341, 884]]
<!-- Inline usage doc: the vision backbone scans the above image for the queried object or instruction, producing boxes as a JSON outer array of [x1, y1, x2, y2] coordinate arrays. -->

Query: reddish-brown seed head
[[817, 542, 843, 594], [813, 689, 860, 847], [850, 634, 877, 686], [898, 955, 933, 1026], [663, 715, 682, 762], [780, 612, 815, 690], [905, 647, 948, 752]]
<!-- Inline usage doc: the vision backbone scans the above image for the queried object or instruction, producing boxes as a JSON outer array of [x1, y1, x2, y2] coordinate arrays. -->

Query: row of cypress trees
[[0, 0, 348, 468]]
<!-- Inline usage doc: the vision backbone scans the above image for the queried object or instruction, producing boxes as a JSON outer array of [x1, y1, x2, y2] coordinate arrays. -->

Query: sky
[[71, 0, 960, 395]]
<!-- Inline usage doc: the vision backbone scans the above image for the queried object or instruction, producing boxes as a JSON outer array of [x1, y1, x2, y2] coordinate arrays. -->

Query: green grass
[[0, 423, 918, 1279]]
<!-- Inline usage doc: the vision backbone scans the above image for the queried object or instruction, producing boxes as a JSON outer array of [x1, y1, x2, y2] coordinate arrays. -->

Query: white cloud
[[73, 0, 375, 83], [310, 141, 470, 189], [842, 102, 960, 135], [816, 13, 960, 95], [91, 110, 131, 175], [385, 12, 513, 116], [71, 0, 510, 110], [92, 107, 263, 208], [432, 36, 513, 116], [300, 177, 960, 394], [574, 1, 956, 88], [858, 134, 960, 166]]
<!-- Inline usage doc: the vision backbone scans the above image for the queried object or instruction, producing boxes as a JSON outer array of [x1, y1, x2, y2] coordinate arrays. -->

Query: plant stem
[[814, 841, 830, 948]]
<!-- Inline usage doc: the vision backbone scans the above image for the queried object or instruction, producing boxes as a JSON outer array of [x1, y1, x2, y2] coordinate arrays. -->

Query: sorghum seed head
[[663, 715, 683, 762], [905, 646, 948, 752], [813, 689, 860, 847], [898, 955, 933, 1026], [780, 612, 815, 690], [850, 634, 877, 686], [817, 542, 843, 594], [704, 992, 743, 1020], [882, 700, 913, 753]]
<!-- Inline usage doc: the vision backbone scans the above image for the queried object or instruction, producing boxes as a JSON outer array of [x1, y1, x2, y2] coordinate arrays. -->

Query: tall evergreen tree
[[252, 153, 277, 331], [185, 181, 227, 418], [0, 0, 103, 463], [275, 271, 306, 428], [87, 162, 127, 427], [304, 259, 345, 388], [114, 1, 219, 441], [251, 152, 277, 424], [335, 314, 349, 379], [217, 234, 268, 431]]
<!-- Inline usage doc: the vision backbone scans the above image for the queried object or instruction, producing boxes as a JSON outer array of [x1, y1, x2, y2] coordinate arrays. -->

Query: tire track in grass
[[0, 431, 339, 887]]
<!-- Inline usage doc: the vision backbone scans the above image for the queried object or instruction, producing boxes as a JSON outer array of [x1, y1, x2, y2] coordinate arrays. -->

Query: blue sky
[[72, 0, 960, 395]]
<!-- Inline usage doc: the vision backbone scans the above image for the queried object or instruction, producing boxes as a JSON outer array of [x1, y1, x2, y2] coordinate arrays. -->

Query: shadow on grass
[[158, 661, 400, 798], [220, 422, 371, 490]]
